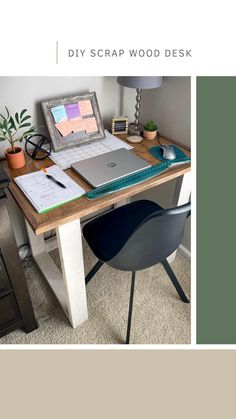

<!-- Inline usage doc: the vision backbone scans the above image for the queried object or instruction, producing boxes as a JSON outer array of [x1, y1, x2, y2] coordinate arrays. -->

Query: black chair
[[83, 199, 191, 344]]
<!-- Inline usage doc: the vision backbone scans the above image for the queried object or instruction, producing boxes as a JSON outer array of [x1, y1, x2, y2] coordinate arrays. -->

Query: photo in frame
[[41, 92, 105, 151]]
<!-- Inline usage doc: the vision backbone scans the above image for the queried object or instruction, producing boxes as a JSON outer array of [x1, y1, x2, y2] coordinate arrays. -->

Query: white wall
[[0, 76, 191, 251], [121, 77, 190, 145], [142, 77, 191, 146], [121, 77, 191, 251]]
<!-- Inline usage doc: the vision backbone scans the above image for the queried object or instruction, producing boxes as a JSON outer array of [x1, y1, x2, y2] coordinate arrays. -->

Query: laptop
[[72, 148, 151, 187]]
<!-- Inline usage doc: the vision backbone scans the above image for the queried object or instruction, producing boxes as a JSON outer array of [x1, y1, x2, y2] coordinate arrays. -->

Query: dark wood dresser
[[0, 169, 37, 338]]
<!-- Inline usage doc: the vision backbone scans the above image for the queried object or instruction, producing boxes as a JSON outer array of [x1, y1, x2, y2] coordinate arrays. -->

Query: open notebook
[[14, 165, 85, 213]]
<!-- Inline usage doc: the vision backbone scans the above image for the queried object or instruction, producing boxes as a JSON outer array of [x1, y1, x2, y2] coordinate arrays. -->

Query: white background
[[0, 0, 235, 75]]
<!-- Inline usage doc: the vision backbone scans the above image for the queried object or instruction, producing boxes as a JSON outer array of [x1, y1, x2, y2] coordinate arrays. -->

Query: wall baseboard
[[179, 244, 191, 261]]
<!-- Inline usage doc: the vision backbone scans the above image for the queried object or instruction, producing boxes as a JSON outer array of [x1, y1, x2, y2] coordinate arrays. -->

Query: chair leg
[[126, 271, 136, 344], [85, 260, 104, 285], [161, 259, 190, 303]]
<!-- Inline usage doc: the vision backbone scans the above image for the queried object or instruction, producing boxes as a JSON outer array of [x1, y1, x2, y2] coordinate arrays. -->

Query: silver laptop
[[72, 148, 151, 187]]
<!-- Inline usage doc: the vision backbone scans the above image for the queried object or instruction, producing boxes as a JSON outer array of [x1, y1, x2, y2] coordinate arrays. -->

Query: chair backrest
[[107, 202, 191, 271]]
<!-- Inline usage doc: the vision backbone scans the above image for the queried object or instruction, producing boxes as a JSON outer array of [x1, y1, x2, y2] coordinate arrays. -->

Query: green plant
[[144, 120, 158, 132], [0, 107, 36, 154]]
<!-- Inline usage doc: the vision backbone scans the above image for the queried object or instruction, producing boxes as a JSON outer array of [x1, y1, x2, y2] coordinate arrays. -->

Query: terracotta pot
[[5, 147, 26, 169], [143, 129, 157, 140]]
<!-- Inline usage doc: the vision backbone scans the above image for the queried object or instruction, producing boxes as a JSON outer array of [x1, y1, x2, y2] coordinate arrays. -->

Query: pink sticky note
[[84, 117, 98, 133], [55, 120, 72, 137], [78, 100, 93, 116], [70, 117, 85, 133]]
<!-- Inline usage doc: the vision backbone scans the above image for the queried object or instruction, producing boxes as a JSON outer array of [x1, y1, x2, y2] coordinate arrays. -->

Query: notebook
[[14, 165, 85, 213]]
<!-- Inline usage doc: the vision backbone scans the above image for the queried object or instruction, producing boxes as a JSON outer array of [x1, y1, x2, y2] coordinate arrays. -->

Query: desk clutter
[[14, 165, 85, 213], [6, 91, 190, 212]]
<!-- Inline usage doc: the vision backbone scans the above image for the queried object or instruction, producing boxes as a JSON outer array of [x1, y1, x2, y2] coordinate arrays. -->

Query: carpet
[[0, 240, 191, 345]]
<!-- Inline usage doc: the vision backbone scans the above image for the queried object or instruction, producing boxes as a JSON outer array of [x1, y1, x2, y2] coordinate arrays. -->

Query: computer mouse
[[160, 145, 176, 160]]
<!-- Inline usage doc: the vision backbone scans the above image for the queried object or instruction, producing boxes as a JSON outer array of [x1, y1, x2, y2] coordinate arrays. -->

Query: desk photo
[[0, 77, 191, 343]]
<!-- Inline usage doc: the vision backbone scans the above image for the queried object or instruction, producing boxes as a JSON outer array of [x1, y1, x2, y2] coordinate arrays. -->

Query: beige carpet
[[0, 240, 191, 345]]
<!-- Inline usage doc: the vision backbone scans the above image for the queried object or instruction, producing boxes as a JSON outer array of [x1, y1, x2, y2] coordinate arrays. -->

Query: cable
[[157, 132, 163, 146], [48, 229, 56, 239], [21, 247, 31, 265], [18, 243, 31, 264]]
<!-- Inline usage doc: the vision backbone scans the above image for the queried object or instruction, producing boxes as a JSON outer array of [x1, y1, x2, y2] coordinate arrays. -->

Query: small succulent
[[144, 120, 158, 132], [0, 106, 36, 153]]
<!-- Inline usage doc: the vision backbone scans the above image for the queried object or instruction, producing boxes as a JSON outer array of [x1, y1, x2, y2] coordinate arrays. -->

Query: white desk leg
[[114, 198, 131, 208], [26, 222, 46, 256], [56, 219, 88, 328], [168, 171, 191, 263], [26, 219, 88, 328]]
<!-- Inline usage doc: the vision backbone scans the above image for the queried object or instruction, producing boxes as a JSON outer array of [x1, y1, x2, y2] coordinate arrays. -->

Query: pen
[[41, 167, 67, 189], [46, 174, 67, 189]]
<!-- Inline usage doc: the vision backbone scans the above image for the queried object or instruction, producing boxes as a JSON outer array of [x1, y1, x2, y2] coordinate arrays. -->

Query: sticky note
[[84, 117, 98, 133], [51, 105, 67, 123], [70, 117, 85, 133], [55, 120, 72, 137], [65, 103, 81, 119], [78, 100, 93, 116]]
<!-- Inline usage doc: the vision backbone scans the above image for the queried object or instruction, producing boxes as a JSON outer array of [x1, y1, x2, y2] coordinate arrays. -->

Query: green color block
[[197, 77, 236, 343]]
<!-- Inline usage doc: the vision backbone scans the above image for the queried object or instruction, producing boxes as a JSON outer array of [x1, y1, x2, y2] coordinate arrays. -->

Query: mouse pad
[[148, 145, 191, 164]]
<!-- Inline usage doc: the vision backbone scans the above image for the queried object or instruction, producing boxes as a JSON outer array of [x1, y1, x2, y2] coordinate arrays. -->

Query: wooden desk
[[1, 135, 191, 328]]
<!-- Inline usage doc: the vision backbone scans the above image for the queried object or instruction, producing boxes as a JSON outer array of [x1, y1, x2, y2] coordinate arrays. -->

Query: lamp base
[[127, 135, 143, 143], [128, 122, 143, 136]]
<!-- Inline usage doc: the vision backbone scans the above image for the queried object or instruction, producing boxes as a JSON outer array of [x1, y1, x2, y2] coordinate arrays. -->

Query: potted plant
[[0, 107, 36, 169], [143, 120, 158, 140]]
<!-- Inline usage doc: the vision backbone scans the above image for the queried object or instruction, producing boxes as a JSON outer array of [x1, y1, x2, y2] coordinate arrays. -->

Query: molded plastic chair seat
[[83, 200, 162, 262], [83, 199, 191, 344]]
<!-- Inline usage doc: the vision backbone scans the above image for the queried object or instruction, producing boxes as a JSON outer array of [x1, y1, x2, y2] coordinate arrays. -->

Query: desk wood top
[[1, 134, 191, 235]]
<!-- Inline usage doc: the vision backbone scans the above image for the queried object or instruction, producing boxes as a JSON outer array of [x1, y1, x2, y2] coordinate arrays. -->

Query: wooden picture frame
[[111, 116, 128, 135], [41, 92, 105, 152]]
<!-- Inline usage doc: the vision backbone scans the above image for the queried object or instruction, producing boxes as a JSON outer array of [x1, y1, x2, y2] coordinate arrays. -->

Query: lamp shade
[[117, 76, 163, 89]]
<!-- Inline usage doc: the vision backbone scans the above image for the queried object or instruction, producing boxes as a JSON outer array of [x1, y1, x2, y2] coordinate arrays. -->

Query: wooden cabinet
[[0, 170, 37, 338], [0, 251, 21, 333], [0, 294, 20, 329], [0, 251, 11, 293]]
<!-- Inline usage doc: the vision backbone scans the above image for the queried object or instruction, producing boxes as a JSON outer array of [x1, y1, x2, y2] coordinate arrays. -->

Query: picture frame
[[111, 116, 129, 135], [41, 92, 105, 152]]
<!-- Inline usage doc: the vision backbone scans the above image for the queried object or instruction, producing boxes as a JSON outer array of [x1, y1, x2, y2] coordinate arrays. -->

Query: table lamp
[[117, 76, 163, 138]]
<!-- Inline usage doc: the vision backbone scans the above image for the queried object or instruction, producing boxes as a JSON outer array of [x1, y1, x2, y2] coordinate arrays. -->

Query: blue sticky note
[[51, 105, 67, 123]]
